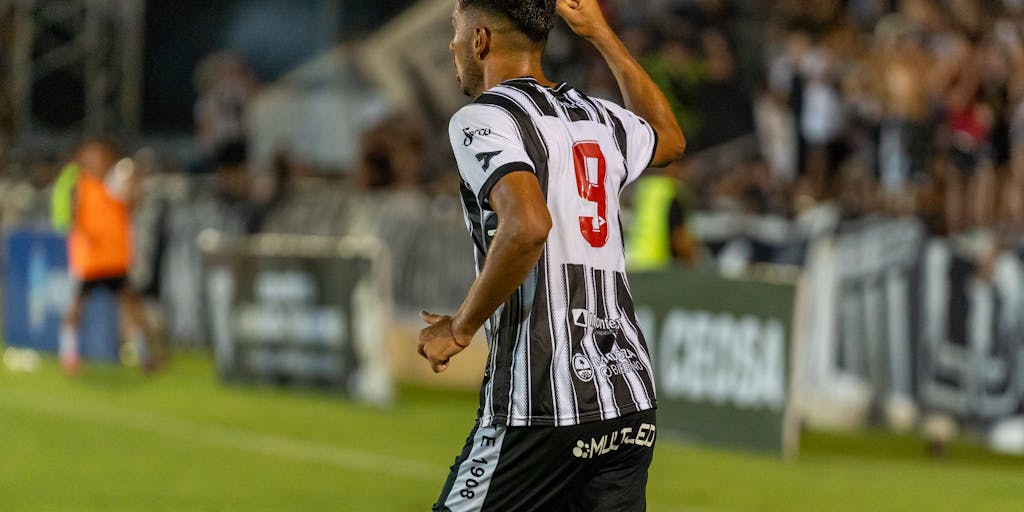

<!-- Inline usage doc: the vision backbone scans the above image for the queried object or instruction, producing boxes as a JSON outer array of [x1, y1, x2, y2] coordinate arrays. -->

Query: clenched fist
[[557, 0, 613, 40], [417, 311, 472, 373]]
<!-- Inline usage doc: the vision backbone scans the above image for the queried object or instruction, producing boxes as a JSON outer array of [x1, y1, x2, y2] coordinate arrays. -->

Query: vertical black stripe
[[509, 288, 523, 422], [561, 100, 591, 122], [614, 272, 657, 400], [604, 109, 633, 190], [459, 181, 487, 266], [565, 264, 598, 415], [501, 81, 558, 118], [574, 90, 610, 127], [491, 291, 520, 424], [529, 252, 554, 421], [606, 109, 630, 166], [598, 269, 638, 411], [522, 280, 531, 424], [548, 85, 592, 122], [592, 268, 617, 416], [477, 355, 491, 419], [560, 262, 581, 424]]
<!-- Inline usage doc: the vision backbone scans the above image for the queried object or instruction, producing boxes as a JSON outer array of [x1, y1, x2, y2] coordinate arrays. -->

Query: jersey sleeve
[[593, 98, 659, 185], [449, 104, 536, 210]]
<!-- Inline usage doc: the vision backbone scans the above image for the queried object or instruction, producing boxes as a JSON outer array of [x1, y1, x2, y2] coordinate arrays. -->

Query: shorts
[[78, 275, 129, 295], [433, 409, 657, 512]]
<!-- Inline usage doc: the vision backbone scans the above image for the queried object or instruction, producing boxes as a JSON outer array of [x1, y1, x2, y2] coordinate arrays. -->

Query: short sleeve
[[594, 98, 659, 185], [449, 104, 536, 209]]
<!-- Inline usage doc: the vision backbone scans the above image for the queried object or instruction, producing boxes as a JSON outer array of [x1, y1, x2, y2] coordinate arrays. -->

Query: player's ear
[[473, 25, 491, 60]]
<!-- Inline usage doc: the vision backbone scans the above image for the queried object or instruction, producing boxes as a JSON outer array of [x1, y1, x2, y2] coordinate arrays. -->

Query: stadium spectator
[[193, 52, 258, 173], [355, 113, 428, 191], [626, 163, 701, 270]]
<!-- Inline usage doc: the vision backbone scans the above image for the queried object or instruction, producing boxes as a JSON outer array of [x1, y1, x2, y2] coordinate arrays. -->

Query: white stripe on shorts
[[443, 426, 507, 511]]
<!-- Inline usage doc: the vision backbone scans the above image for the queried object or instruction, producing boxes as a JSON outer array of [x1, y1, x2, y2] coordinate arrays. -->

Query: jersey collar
[[504, 76, 572, 94]]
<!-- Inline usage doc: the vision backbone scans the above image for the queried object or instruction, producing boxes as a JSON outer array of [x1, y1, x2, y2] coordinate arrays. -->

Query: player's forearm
[[451, 225, 548, 340], [588, 28, 686, 166]]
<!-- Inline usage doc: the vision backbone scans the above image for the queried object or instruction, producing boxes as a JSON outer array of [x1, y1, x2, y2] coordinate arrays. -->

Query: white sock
[[129, 327, 149, 362], [60, 325, 78, 360]]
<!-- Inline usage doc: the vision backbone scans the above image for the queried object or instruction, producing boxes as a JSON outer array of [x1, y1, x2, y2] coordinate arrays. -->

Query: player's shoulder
[[449, 100, 517, 134], [588, 95, 649, 128], [587, 95, 625, 115]]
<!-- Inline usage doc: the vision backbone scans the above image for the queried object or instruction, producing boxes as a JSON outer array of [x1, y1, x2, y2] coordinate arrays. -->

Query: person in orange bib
[[60, 139, 158, 374]]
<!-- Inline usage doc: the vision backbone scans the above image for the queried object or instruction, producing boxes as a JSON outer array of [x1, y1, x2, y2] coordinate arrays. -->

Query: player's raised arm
[[557, 0, 686, 167]]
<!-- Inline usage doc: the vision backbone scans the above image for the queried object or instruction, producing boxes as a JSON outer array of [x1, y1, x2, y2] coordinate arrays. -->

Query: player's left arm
[[419, 172, 551, 373]]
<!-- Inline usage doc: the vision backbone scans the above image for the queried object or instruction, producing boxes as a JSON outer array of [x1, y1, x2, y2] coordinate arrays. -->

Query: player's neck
[[483, 54, 555, 91]]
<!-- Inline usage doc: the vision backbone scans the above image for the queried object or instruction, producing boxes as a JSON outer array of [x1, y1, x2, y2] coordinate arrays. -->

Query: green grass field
[[0, 353, 1020, 511]]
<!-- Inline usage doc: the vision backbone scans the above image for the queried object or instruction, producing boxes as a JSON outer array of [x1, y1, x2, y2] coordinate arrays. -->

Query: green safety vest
[[626, 175, 681, 271], [50, 163, 79, 234]]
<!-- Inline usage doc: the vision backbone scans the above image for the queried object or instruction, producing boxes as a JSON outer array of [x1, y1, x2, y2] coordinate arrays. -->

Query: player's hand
[[556, 0, 612, 40], [417, 311, 472, 373]]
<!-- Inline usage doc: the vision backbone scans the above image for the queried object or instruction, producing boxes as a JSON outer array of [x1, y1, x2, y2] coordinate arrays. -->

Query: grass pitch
[[0, 353, 1020, 511]]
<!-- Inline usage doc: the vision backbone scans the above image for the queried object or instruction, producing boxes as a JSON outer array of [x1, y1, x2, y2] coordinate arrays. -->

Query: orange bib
[[68, 174, 132, 280]]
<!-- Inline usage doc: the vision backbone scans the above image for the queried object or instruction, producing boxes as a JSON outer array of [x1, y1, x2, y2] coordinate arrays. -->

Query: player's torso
[[465, 81, 657, 427]]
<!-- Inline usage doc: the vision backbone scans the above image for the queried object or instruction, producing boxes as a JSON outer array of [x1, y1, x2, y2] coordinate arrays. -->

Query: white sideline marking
[[0, 389, 733, 512]]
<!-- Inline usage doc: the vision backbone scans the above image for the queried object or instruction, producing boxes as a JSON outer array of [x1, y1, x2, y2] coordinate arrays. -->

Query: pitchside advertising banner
[[798, 218, 1024, 452], [2, 229, 120, 360], [201, 232, 393, 405], [628, 268, 799, 456]]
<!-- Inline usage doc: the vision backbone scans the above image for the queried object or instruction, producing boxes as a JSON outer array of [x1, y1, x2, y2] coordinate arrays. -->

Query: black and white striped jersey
[[449, 77, 659, 427]]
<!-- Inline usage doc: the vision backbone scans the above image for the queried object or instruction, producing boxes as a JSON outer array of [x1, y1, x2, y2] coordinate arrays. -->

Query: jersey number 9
[[572, 141, 609, 248]]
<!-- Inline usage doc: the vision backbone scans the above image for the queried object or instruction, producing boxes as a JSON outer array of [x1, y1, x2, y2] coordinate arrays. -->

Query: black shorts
[[433, 409, 656, 512], [78, 275, 129, 295]]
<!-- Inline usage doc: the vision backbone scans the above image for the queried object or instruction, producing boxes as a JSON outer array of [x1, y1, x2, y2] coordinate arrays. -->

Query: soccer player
[[60, 139, 157, 374], [417, 0, 686, 510]]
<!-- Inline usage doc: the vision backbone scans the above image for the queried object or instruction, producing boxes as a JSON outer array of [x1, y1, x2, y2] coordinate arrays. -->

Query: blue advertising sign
[[3, 229, 119, 361]]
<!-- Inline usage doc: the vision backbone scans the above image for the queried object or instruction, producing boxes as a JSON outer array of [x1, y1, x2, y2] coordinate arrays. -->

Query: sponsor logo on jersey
[[463, 127, 492, 146], [475, 151, 502, 172], [572, 309, 621, 332], [571, 423, 656, 459], [572, 346, 646, 381]]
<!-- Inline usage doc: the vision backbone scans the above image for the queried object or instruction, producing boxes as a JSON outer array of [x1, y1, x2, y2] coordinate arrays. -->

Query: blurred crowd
[[343, 0, 1024, 255], [747, 0, 1024, 242], [561, 0, 1024, 244], [8, 0, 1024, 260]]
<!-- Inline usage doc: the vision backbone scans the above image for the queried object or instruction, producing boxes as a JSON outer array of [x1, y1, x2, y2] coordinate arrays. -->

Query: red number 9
[[572, 141, 608, 248]]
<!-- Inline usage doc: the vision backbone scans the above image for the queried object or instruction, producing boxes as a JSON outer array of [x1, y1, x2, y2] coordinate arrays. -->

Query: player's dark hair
[[459, 0, 557, 43]]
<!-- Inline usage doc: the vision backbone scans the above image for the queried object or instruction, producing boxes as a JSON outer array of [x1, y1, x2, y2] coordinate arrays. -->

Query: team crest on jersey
[[572, 353, 594, 382]]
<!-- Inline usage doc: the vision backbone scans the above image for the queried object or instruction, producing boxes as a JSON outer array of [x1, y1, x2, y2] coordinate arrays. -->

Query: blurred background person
[[192, 52, 259, 174], [60, 139, 159, 374], [626, 163, 701, 270]]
